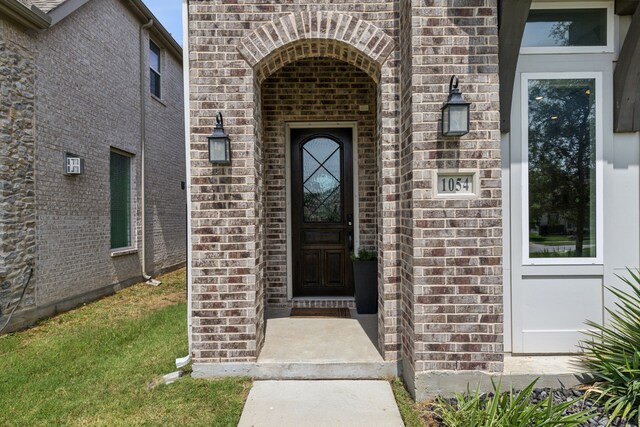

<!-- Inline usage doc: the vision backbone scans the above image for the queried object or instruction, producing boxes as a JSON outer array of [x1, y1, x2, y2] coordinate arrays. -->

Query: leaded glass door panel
[[291, 127, 354, 297]]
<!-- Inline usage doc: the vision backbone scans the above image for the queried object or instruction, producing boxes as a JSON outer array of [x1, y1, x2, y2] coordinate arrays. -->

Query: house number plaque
[[434, 170, 477, 197]]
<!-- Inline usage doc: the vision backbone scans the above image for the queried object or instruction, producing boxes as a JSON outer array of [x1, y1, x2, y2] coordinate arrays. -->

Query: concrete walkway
[[238, 380, 405, 427]]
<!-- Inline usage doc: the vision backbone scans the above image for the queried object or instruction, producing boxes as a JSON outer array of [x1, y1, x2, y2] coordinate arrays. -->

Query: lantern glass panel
[[209, 138, 228, 163], [448, 104, 469, 135], [442, 108, 450, 135]]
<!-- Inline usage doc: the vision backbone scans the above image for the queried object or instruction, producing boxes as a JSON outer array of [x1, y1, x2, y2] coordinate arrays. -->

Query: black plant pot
[[353, 259, 378, 314]]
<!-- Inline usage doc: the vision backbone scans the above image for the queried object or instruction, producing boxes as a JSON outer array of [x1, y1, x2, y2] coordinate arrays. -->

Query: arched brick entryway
[[240, 13, 401, 362], [237, 11, 395, 82]]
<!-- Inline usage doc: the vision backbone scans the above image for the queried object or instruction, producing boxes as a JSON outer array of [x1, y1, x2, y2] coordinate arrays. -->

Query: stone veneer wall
[[0, 19, 37, 329], [261, 57, 377, 308]]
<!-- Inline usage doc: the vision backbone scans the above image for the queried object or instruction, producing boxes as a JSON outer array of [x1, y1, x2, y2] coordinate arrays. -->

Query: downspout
[[139, 18, 160, 285], [176, 0, 192, 369]]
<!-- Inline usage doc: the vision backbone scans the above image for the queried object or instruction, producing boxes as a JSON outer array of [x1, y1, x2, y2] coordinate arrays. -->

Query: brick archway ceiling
[[237, 12, 395, 84]]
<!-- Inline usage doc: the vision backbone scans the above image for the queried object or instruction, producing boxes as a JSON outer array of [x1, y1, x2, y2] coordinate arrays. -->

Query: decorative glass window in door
[[302, 137, 342, 223], [526, 78, 597, 259]]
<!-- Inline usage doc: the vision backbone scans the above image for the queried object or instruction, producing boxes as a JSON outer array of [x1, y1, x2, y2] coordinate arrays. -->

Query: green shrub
[[351, 249, 376, 261], [436, 379, 592, 427], [580, 268, 640, 424]]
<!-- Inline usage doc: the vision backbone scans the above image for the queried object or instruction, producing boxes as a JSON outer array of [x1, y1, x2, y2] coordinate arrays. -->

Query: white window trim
[[521, 72, 604, 265], [285, 121, 359, 300], [110, 148, 136, 253], [520, 1, 614, 55], [150, 40, 162, 99]]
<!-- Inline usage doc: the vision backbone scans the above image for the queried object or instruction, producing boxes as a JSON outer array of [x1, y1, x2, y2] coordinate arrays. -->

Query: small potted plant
[[351, 249, 378, 314]]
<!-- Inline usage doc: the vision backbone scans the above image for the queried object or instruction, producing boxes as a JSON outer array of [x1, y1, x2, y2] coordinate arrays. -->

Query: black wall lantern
[[208, 112, 231, 165], [441, 75, 471, 137]]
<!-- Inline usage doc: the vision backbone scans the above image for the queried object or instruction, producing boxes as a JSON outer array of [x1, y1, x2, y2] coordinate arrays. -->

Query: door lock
[[347, 214, 353, 227]]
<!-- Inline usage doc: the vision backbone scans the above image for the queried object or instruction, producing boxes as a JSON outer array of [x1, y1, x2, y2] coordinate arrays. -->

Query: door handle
[[347, 214, 354, 250]]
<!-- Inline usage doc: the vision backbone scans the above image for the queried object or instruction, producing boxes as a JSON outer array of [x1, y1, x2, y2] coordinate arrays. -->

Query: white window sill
[[110, 248, 138, 257]]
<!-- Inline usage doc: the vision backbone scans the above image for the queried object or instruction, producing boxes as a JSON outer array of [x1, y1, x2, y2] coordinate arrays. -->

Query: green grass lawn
[[0, 269, 250, 426], [391, 378, 428, 427]]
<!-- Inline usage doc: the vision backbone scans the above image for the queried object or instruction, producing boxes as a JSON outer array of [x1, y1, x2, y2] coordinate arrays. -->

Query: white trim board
[[285, 121, 359, 300], [181, 0, 193, 358]]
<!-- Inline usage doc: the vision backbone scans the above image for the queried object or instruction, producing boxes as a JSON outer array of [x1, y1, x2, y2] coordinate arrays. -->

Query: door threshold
[[291, 297, 355, 301]]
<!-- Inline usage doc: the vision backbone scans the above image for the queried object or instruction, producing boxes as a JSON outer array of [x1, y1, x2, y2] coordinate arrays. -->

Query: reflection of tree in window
[[523, 9, 607, 47], [528, 79, 596, 258], [549, 22, 570, 46]]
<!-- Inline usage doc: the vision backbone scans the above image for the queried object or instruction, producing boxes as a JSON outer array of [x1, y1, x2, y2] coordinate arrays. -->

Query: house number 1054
[[435, 171, 476, 197], [441, 177, 470, 192]]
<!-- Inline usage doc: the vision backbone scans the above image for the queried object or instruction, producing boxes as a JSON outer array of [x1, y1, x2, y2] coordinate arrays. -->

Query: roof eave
[[45, 0, 182, 62], [0, 0, 51, 30], [126, 0, 183, 62]]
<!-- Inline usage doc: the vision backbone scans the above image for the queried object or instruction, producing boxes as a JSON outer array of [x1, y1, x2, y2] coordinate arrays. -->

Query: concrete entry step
[[191, 309, 400, 380], [237, 380, 404, 427], [259, 311, 382, 363], [253, 361, 398, 380], [250, 309, 397, 379]]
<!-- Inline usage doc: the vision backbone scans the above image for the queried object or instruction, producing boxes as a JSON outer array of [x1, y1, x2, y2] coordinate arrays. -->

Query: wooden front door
[[291, 127, 354, 297]]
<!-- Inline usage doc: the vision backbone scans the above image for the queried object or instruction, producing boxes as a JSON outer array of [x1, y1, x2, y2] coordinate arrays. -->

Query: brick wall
[[261, 57, 377, 307], [406, 0, 503, 374], [399, 0, 416, 374], [1, 0, 185, 331], [187, 0, 502, 370], [34, 0, 143, 306], [145, 37, 187, 276], [188, 1, 400, 364], [34, 0, 185, 306], [188, 0, 261, 360], [0, 19, 37, 329]]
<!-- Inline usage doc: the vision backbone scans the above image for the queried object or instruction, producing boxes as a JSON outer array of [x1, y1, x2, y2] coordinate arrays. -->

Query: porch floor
[[259, 308, 382, 364]]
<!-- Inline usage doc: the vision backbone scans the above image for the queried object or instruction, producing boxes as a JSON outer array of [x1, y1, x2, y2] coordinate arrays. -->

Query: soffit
[[29, 0, 66, 13]]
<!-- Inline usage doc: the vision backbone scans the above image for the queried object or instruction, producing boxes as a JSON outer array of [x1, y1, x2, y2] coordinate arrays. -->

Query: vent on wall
[[64, 153, 84, 176]]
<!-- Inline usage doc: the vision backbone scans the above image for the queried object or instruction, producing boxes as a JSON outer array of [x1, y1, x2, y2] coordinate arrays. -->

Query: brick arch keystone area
[[237, 12, 395, 83]]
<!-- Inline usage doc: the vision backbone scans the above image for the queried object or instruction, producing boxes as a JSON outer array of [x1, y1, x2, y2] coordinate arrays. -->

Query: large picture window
[[110, 150, 132, 249], [522, 74, 602, 264]]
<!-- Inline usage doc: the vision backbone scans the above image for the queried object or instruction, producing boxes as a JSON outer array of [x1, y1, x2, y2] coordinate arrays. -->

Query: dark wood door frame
[[290, 126, 355, 297]]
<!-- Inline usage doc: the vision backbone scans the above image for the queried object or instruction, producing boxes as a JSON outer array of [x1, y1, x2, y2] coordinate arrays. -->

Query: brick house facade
[[0, 0, 186, 332], [185, 0, 640, 398]]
